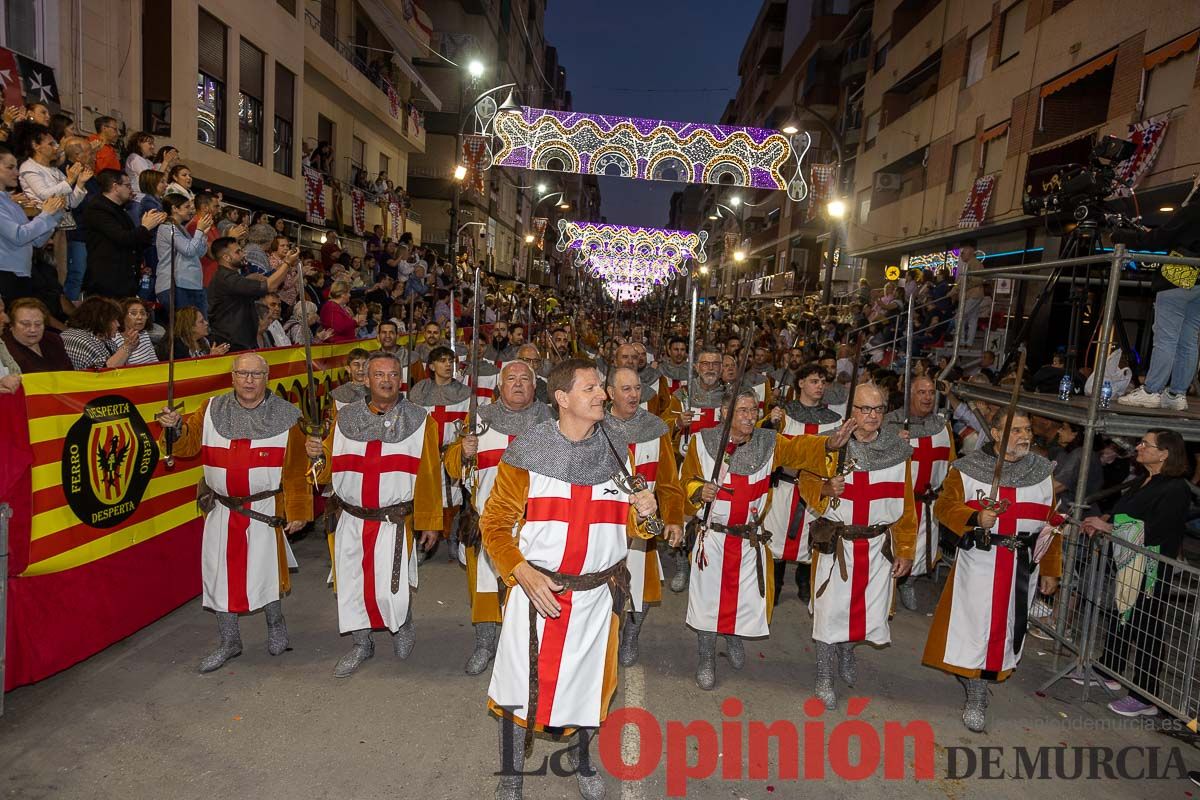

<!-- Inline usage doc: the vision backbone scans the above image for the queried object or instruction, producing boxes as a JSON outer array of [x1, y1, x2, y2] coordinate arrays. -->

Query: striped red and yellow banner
[[19, 340, 375, 577]]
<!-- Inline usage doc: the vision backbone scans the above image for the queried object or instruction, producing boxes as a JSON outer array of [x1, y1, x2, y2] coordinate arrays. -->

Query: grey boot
[[495, 717, 525, 800], [393, 608, 415, 659], [837, 641, 857, 687], [669, 547, 690, 593], [959, 676, 989, 732], [897, 578, 917, 611], [333, 629, 375, 678], [815, 642, 837, 710], [725, 635, 746, 670], [199, 612, 243, 673], [619, 611, 645, 667], [696, 632, 717, 690], [264, 600, 289, 656], [567, 727, 606, 800], [465, 622, 499, 675]]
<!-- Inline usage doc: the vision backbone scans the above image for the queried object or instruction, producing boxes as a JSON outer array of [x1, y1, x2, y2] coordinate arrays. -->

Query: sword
[[976, 345, 1028, 515], [598, 422, 666, 538], [454, 267, 490, 481], [163, 231, 182, 468], [902, 290, 915, 429], [449, 287, 458, 380], [297, 238, 328, 483], [830, 332, 865, 509], [684, 284, 697, 413]]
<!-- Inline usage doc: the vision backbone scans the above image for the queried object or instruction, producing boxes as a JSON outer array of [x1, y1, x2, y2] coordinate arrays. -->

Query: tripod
[[1000, 218, 1141, 384]]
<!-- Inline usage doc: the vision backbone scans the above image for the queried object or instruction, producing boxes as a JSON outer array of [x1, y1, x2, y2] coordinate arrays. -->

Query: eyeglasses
[[232, 370, 268, 380], [1136, 439, 1163, 450], [853, 404, 887, 416]]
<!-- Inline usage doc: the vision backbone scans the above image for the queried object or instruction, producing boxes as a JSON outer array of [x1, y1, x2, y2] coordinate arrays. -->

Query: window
[[951, 139, 976, 192], [237, 39, 264, 165], [1143, 49, 1196, 119], [858, 195, 871, 224], [141, 1, 172, 135], [999, 1, 1026, 63], [864, 110, 880, 146], [983, 133, 1008, 174], [378, 152, 390, 182], [273, 64, 295, 176], [2, 0, 41, 60], [351, 136, 365, 172], [874, 36, 890, 73], [966, 28, 989, 86], [276, 0, 296, 14], [197, 10, 227, 150]]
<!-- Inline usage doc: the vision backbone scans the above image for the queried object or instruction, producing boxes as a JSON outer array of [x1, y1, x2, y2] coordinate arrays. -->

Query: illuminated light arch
[[557, 221, 708, 268], [531, 144, 580, 173], [647, 150, 690, 182], [591, 146, 636, 178]]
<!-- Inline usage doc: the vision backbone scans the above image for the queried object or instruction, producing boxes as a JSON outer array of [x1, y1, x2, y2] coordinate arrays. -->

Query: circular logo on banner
[[62, 394, 160, 528], [885, 266, 901, 281]]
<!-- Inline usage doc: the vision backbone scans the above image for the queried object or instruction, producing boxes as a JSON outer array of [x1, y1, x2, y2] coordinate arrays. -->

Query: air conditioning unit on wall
[[874, 172, 902, 192]]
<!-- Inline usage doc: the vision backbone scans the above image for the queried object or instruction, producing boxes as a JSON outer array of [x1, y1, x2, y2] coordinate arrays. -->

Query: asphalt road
[[1, 533, 1196, 799]]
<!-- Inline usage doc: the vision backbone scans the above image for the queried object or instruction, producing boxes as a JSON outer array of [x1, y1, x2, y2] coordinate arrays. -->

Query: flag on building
[[14, 52, 58, 107], [351, 189, 366, 235], [463, 134, 488, 196], [0, 48, 25, 108], [807, 163, 836, 222], [1112, 116, 1170, 196], [533, 217, 549, 250], [958, 175, 997, 228], [386, 81, 399, 120], [303, 167, 325, 225], [388, 201, 403, 237]]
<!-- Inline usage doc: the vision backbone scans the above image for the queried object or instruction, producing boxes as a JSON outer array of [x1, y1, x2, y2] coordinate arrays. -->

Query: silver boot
[[567, 727, 606, 800], [959, 676, 989, 732], [669, 547, 690, 593], [815, 641, 837, 709], [696, 632, 717, 690], [393, 608, 415, 659], [198, 612, 242, 673], [264, 600, 289, 656], [495, 717, 525, 800], [837, 641, 857, 687], [333, 629, 375, 678], [725, 635, 745, 670], [465, 622, 499, 675], [619, 611, 645, 667], [897, 579, 917, 611]]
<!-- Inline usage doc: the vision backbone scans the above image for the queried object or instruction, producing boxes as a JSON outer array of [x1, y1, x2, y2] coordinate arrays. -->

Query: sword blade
[[989, 345, 1028, 500]]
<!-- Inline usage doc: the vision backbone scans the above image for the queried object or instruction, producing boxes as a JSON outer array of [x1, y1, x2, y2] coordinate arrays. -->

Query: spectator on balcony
[[164, 163, 194, 201], [154, 145, 179, 173], [268, 235, 302, 311], [311, 141, 333, 175], [0, 143, 66, 300], [207, 236, 292, 351], [114, 297, 159, 365], [155, 192, 212, 316], [49, 112, 77, 142], [24, 102, 50, 127], [242, 223, 277, 276], [62, 296, 138, 370], [319, 233, 342, 269], [164, 306, 230, 359], [190, 192, 233, 288], [348, 298, 369, 338], [404, 264, 429, 304], [284, 299, 333, 346], [83, 169, 166, 299], [130, 169, 167, 283], [89, 116, 122, 174], [123, 131, 158, 199], [319, 280, 358, 343], [256, 292, 290, 348], [3, 298, 71, 372], [18, 124, 90, 209]]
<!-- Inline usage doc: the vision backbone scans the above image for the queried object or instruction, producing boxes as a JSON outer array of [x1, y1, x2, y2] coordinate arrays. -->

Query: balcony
[[303, 10, 425, 152], [841, 55, 868, 83]]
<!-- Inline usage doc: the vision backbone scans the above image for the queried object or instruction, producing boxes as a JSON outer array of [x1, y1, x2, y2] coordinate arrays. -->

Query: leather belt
[[523, 560, 630, 757], [916, 488, 939, 573], [812, 521, 894, 599], [332, 495, 414, 593], [960, 529, 1039, 666], [709, 521, 769, 598], [197, 481, 285, 528]]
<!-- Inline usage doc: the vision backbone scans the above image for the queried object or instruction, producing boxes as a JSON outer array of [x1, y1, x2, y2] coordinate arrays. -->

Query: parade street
[[0, 533, 1189, 800]]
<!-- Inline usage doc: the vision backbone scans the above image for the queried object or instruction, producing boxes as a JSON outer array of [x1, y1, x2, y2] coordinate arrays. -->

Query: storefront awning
[[1040, 50, 1117, 98]]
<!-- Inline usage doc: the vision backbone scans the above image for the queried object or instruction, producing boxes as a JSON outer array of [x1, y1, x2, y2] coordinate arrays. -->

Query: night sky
[[543, 0, 760, 227]]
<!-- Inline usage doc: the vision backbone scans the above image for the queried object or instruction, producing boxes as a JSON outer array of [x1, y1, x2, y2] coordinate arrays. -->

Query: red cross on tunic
[[910, 436, 951, 495], [839, 469, 905, 641], [202, 439, 287, 612], [333, 439, 422, 627], [966, 485, 1055, 672], [477, 435, 515, 472], [523, 483, 629, 726], [628, 442, 659, 484], [427, 404, 468, 447], [716, 470, 771, 632], [688, 407, 719, 436]]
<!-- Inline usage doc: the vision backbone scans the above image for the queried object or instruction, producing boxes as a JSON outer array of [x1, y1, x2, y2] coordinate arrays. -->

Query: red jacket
[[319, 300, 358, 343]]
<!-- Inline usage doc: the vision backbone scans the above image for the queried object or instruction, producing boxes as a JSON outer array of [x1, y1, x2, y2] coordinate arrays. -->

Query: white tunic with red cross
[[465, 370, 498, 403], [812, 461, 908, 645], [625, 437, 665, 613], [908, 424, 953, 576], [765, 415, 842, 564], [468, 425, 518, 594], [944, 471, 1054, 674], [685, 441, 775, 637], [330, 421, 428, 633], [199, 407, 291, 614], [420, 394, 471, 508], [488, 472, 631, 728]]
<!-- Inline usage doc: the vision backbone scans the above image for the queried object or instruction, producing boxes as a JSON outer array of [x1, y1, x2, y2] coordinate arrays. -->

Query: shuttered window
[[197, 10, 226, 80]]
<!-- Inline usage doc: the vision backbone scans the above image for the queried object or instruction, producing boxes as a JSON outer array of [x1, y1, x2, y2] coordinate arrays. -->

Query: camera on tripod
[[1022, 135, 1136, 222]]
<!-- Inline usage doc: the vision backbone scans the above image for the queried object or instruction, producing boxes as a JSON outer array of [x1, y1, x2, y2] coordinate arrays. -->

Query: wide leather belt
[[198, 481, 285, 528], [811, 520, 894, 598], [331, 495, 414, 593], [709, 521, 769, 598]]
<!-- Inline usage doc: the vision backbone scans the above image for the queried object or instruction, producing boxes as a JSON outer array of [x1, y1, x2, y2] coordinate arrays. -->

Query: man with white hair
[[444, 359, 552, 674], [156, 353, 312, 673]]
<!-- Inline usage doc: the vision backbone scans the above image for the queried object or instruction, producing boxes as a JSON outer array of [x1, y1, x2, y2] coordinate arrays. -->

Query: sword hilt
[[828, 457, 859, 509], [162, 400, 184, 469], [301, 417, 330, 484], [612, 472, 667, 538], [974, 488, 1010, 514]]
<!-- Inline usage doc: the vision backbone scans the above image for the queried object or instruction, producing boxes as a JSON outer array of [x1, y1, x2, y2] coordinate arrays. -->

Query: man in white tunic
[[481, 358, 657, 800], [156, 353, 311, 673], [309, 352, 444, 677]]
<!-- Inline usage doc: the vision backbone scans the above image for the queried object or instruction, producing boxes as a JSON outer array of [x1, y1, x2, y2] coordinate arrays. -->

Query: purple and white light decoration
[[493, 107, 812, 201], [557, 220, 707, 276]]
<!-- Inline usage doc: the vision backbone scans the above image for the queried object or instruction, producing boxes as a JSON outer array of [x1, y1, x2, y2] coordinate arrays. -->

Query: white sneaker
[[1162, 391, 1188, 411], [1117, 387, 1162, 409]]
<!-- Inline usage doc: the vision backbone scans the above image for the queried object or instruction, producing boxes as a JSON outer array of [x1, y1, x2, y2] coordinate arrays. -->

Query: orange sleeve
[[798, 471, 830, 515], [158, 398, 210, 459], [280, 425, 314, 524], [773, 433, 833, 476], [414, 417, 445, 530], [481, 460, 530, 585], [946, 421, 958, 461], [654, 433, 685, 526], [680, 439, 706, 517], [891, 461, 918, 561], [933, 470, 976, 537]]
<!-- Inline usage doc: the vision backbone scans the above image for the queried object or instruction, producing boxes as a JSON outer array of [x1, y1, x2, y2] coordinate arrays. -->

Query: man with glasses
[[156, 353, 313, 673], [681, 389, 850, 691], [307, 352, 444, 677], [924, 408, 1061, 732], [90, 116, 123, 173], [808, 383, 917, 710], [515, 343, 550, 404]]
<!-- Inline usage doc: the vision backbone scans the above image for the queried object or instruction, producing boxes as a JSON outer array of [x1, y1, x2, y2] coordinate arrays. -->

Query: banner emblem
[[62, 395, 159, 528]]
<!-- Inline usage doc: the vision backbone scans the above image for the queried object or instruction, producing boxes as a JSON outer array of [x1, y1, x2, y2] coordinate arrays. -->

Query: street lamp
[[827, 199, 847, 219], [733, 250, 746, 262], [453, 164, 467, 181], [781, 123, 799, 135], [467, 59, 485, 79], [537, 183, 547, 194], [524, 234, 535, 244], [448, 82, 517, 273]]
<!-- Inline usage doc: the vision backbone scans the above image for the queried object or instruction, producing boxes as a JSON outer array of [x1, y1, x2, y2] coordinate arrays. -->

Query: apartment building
[[849, 0, 1200, 285]]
